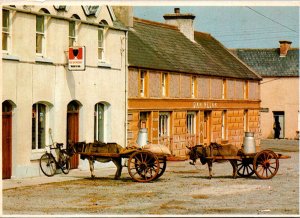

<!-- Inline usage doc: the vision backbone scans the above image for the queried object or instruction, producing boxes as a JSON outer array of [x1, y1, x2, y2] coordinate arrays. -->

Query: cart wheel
[[237, 158, 255, 177], [127, 151, 160, 182], [154, 157, 167, 180], [253, 150, 279, 179]]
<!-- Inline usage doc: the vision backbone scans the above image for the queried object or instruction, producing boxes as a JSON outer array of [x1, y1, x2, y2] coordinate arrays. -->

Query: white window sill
[[98, 61, 111, 68], [2, 54, 20, 61], [30, 149, 46, 160], [35, 56, 53, 64]]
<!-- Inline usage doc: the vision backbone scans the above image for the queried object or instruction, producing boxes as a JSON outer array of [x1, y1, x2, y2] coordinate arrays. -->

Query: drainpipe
[[124, 30, 128, 148]]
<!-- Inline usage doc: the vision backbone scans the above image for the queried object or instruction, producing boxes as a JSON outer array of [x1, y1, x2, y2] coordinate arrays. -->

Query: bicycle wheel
[[40, 153, 56, 177], [60, 151, 70, 174]]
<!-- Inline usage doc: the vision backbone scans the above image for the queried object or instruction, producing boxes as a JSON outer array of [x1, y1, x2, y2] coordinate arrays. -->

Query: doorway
[[273, 111, 285, 139], [67, 101, 80, 169], [2, 101, 13, 179]]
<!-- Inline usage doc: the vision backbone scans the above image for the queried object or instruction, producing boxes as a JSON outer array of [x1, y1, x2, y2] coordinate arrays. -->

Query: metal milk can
[[136, 128, 148, 147], [242, 132, 256, 154]]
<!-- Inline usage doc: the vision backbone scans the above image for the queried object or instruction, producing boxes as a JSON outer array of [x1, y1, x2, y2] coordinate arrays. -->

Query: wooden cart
[[206, 149, 291, 179], [77, 148, 167, 182]]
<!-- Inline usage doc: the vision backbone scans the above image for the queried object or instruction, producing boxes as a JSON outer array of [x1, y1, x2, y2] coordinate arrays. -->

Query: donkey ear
[[186, 146, 191, 150]]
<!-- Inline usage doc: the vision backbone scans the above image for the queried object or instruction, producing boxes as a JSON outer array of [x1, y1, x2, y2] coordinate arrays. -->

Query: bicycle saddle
[[56, 143, 64, 148]]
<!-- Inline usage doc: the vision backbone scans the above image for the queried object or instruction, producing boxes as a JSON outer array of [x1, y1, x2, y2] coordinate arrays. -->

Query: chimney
[[163, 8, 196, 42], [112, 6, 133, 28], [279, 40, 292, 57]]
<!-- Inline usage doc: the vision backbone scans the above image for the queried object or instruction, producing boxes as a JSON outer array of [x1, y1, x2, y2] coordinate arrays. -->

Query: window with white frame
[[98, 28, 104, 61], [2, 9, 10, 52], [159, 112, 170, 137], [162, 73, 168, 97], [32, 103, 47, 150], [221, 110, 227, 140], [222, 79, 226, 99], [36, 14, 45, 55], [94, 103, 105, 142], [140, 70, 147, 97], [187, 112, 196, 134], [69, 20, 76, 47]]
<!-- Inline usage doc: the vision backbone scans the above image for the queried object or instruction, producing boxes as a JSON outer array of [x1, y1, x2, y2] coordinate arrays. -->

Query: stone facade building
[[127, 9, 262, 159], [1, 5, 128, 179], [232, 41, 299, 140]]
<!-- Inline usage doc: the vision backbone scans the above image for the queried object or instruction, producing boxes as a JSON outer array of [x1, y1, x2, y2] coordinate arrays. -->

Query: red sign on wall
[[68, 46, 86, 71]]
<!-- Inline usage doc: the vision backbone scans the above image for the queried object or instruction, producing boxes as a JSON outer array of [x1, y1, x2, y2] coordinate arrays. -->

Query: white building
[[1, 5, 128, 179]]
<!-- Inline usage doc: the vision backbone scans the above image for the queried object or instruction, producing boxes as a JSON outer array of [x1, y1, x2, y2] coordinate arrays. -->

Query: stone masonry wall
[[227, 110, 244, 147], [172, 111, 187, 157]]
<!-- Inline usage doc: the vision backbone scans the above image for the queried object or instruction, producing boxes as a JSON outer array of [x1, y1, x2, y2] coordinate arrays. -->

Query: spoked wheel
[[127, 151, 160, 182], [253, 150, 279, 179], [39, 153, 56, 177], [154, 157, 167, 180], [237, 158, 255, 177], [60, 151, 71, 174]]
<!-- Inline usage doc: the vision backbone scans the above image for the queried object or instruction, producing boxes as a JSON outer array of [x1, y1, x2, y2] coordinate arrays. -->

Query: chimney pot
[[279, 40, 292, 57], [174, 8, 180, 13]]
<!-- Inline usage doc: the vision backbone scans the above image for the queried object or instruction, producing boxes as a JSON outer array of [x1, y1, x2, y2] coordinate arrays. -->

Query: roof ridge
[[231, 48, 299, 51], [133, 17, 179, 30]]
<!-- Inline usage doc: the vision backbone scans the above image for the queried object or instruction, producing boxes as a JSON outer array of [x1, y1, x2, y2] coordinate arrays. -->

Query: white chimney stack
[[163, 8, 196, 42]]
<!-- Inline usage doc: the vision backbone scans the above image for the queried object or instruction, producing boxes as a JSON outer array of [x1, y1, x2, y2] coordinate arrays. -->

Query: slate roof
[[232, 48, 299, 77], [128, 18, 261, 80]]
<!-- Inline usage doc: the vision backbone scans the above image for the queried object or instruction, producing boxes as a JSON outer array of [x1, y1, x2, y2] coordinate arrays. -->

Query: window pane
[[69, 37, 75, 47], [98, 29, 103, 46], [2, 32, 8, 50], [38, 104, 46, 149], [159, 113, 169, 137], [36, 15, 44, 33], [94, 104, 104, 141], [2, 101, 12, 113], [98, 48, 103, 60], [36, 34, 43, 53], [32, 105, 37, 149], [69, 21, 75, 37], [2, 10, 9, 29]]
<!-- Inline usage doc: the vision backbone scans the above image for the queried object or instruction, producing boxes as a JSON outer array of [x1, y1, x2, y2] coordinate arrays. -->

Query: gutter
[[3, 6, 128, 32]]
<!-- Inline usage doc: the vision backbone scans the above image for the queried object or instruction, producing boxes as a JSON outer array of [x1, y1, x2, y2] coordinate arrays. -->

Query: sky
[[133, 6, 299, 49]]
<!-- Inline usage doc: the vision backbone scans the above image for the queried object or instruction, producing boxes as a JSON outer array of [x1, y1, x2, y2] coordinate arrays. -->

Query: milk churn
[[242, 132, 256, 154], [136, 128, 148, 147]]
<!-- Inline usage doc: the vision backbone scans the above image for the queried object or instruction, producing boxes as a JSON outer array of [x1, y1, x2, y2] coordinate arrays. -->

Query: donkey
[[68, 141, 123, 179], [186, 142, 240, 179]]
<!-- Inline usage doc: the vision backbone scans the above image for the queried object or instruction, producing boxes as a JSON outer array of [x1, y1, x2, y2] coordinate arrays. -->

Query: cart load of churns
[[187, 132, 290, 179], [40, 129, 290, 182], [67, 140, 170, 182]]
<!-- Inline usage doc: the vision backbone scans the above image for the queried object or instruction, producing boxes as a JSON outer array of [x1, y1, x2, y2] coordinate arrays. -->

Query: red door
[[67, 101, 79, 169], [2, 101, 12, 179]]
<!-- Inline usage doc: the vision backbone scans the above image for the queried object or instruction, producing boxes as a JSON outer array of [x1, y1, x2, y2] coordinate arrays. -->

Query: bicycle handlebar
[[47, 143, 64, 150]]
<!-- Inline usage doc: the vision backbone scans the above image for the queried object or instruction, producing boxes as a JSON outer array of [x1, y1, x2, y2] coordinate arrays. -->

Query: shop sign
[[68, 46, 86, 71], [260, 108, 269, 112], [193, 102, 217, 109]]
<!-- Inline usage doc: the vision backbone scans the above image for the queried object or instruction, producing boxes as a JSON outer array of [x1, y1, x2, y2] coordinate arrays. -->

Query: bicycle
[[39, 142, 71, 177]]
